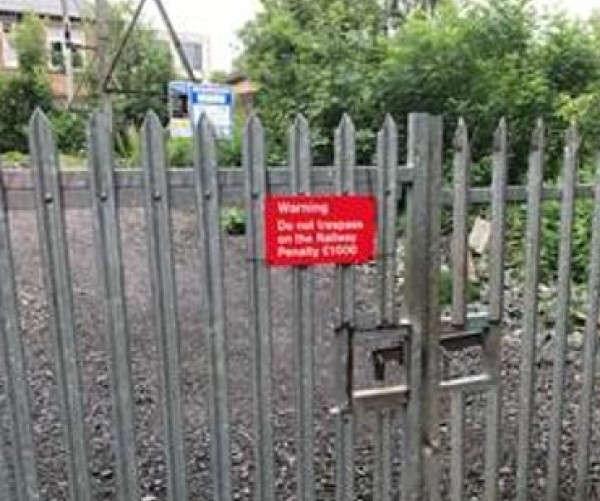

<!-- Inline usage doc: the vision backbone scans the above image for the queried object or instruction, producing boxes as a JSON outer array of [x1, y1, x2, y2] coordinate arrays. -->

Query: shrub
[[115, 126, 141, 167], [0, 70, 52, 153], [168, 137, 192, 167], [505, 197, 595, 285], [439, 265, 480, 307], [51, 110, 87, 155], [1, 151, 28, 167], [221, 207, 246, 235]]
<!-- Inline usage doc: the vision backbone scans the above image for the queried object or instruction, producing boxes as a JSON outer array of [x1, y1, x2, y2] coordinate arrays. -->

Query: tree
[[239, 0, 600, 181], [83, 1, 174, 152], [12, 13, 47, 73], [0, 13, 52, 153], [238, 0, 388, 164]]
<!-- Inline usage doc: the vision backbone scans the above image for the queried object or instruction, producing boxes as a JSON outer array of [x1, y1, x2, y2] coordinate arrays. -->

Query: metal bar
[[350, 385, 410, 413], [516, 120, 545, 501], [141, 111, 188, 501], [87, 111, 139, 501], [404, 113, 429, 501], [488, 119, 508, 324], [2, 168, 599, 210], [376, 117, 399, 327], [101, 0, 148, 91], [334, 114, 357, 501], [451, 118, 469, 326], [373, 412, 392, 501], [404, 113, 443, 501], [574, 155, 600, 501], [193, 115, 231, 500], [373, 115, 398, 501], [0, 436, 10, 501], [29, 109, 91, 501], [546, 125, 579, 501], [152, 0, 198, 82], [0, 158, 39, 501], [289, 115, 316, 501], [439, 374, 491, 392], [449, 389, 464, 501], [484, 119, 508, 501], [425, 116, 443, 501], [244, 116, 275, 501]]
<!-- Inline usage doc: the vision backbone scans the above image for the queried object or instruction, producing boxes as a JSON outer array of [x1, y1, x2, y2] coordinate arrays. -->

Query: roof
[[0, 0, 83, 19]]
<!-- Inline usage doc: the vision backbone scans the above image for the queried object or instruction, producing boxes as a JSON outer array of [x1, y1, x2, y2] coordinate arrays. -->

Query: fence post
[[141, 111, 188, 501], [404, 113, 443, 501], [0, 169, 40, 501], [88, 111, 139, 501], [193, 115, 232, 501], [30, 109, 91, 501], [244, 114, 275, 501]]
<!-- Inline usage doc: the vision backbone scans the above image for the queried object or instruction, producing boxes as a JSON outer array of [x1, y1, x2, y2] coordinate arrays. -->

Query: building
[[158, 30, 214, 81], [226, 72, 257, 112], [0, 0, 87, 102]]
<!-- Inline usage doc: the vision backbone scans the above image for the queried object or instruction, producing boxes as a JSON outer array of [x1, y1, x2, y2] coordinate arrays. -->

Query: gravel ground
[[0, 208, 599, 500]]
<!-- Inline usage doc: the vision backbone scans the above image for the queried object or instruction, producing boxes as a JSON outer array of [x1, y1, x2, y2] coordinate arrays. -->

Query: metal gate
[[0, 110, 598, 500]]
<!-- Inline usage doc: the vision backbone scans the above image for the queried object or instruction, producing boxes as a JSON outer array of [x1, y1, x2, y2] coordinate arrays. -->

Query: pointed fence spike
[[380, 114, 397, 136], [294, 113, 309, 129], [493, 118, 508, 152], [245, 112, 263, 135], [530, 119, 545, 151], [29, 107, 51, 129], [453, 118, 468, 151], [566, 123, 580, 150], [142, 109, 162, 130], [338, 113, 355, 134], [289, 113, 311, 194]]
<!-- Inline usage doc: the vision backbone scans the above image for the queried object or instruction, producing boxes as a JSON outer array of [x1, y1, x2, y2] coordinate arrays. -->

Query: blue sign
[[168, 81, 234, 139]]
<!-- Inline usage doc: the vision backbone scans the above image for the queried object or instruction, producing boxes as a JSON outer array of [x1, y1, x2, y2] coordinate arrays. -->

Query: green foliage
[[84, 2, 174, 143], [238, 0, 387, 164], [208, 71, 230, 84], [0, 13, 52, 153], [12, 13, 47, 73], [439, 265, 480, 306], [1, 151, 28, 167], [168, 137, 192, 167], [115, 125, 141, 167], [221, 207, 246, 235], [0, 70, 52, 153], [51, 110, 87, 154], [505, 198, 595, 285], [239, 0, 600, 181]]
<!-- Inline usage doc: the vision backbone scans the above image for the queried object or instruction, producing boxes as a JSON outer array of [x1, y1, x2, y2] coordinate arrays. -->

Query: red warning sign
[[265, 195, 376, 266]]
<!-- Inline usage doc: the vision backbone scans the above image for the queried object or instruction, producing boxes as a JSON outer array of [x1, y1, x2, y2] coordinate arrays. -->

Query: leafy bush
[[168, 137, 193, 167], [439, 265, 480, 306], [1, 151, 28, 167], [221, 207, 246, 235], [12, 13, 46, 73], [0, 70, 52, 153], [505, 198, 595, 285], [51, 110, 87, 155], [239, 0, 600, 179]]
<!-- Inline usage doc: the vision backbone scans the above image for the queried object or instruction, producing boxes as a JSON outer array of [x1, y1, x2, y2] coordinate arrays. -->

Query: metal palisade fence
[[0, 109, 598, 501]]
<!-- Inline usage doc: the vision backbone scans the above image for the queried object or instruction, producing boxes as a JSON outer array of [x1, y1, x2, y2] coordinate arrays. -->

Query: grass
[[1, 152, 87, 170]]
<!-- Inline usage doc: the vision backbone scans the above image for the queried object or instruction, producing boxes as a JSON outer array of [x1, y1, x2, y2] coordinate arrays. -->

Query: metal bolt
[[44, 193, 53, 204], [99, 191, 108, 201], [153, 191, 162, 201]]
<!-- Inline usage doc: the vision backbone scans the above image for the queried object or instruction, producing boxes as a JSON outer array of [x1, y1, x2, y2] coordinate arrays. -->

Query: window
[[49, 40, 64, 71], [2, 24, 18, 69], [182, 41, 203, 73]]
